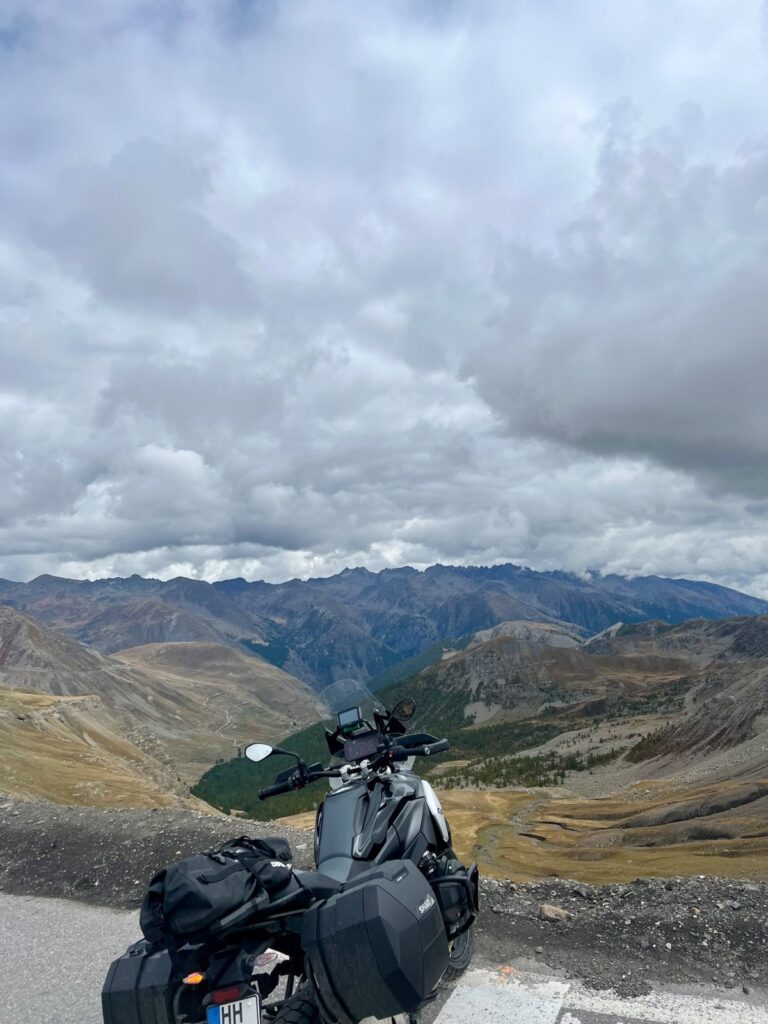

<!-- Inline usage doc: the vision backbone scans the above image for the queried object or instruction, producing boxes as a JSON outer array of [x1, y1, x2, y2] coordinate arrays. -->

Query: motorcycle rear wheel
[[272, 985, 320, 1024]]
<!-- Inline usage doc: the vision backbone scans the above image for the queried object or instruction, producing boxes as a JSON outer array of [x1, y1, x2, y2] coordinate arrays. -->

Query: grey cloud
[[2, 1, 768, 593], [38, 139, 256, 313], [472, 105, 768, 494]]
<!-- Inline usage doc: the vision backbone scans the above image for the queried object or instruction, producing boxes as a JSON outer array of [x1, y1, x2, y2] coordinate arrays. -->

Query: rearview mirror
[[245, 742, 274, 763], [391, 697, 416, 721]]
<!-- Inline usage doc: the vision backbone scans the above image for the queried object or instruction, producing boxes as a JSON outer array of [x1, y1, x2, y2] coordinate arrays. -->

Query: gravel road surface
[[3, 895, 767, 1024]]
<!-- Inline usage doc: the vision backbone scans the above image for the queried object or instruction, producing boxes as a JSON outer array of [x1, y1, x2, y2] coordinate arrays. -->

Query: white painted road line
[[563, 984, 768, 1024], [436, 982, 564, 1024], [433, 970, 768, 1024]]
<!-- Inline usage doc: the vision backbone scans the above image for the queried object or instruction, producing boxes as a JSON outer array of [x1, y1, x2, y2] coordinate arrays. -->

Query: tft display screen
[[343, 730, 380, 762]]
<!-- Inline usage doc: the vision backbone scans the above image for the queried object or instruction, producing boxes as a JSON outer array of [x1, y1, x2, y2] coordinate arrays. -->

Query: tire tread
[[272, 986, 320, 1024]]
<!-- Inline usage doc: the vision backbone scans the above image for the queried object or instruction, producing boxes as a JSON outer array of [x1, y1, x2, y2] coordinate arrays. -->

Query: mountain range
[[1, 564, 766, 687], [3, 580, 767, 881]]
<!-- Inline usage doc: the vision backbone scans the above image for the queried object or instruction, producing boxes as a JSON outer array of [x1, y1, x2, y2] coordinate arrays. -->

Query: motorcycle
[[102, 680, 479, 1024]]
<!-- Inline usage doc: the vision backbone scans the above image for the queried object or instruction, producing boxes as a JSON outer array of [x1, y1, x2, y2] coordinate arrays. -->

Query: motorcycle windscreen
[[315, 677, 385, 735]]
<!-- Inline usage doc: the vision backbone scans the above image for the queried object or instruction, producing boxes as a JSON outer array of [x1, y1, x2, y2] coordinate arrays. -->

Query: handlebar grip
[[259, 779, 296, 801], [423, 738, 449, 755], [392, 737, 450, 758]]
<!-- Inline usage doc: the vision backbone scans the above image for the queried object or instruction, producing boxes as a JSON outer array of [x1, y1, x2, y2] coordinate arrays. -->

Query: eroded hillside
[[0, 607, 317, 799], [0, 688, 185, 807]]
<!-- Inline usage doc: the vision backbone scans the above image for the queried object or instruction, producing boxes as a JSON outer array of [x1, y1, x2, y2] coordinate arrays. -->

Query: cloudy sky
[[2, 1, 768, 593]]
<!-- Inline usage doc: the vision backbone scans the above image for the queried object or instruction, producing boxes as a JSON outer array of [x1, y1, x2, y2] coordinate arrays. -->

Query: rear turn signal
[[183, 972, 205, 985]]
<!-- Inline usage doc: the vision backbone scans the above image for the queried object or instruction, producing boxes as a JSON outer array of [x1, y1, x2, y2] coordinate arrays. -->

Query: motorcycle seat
[[294, 870, 342, 900], [314, 855, 373, 883]]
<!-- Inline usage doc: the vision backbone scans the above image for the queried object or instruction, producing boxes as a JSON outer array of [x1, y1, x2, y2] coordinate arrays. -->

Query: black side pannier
[[429, 858, 479, 939], [301, 859, 449, 1024], [101, 940, 174, 1024], [140, 836, 294, 949]]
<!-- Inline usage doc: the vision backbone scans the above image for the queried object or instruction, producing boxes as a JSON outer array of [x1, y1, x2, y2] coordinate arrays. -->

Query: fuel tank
[[314, 772, 447, 881]]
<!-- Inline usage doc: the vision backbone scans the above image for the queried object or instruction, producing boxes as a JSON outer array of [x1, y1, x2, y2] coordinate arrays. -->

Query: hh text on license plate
[[206, 995, 260, 1024]]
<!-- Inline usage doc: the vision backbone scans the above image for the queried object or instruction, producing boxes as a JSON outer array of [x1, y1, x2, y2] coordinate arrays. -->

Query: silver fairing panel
[[419, 779, 450, 845]]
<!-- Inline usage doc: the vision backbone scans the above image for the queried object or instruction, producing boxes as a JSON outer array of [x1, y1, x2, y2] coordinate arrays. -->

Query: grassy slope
[[0, 688, 182, 807], [437, 783, 768, 883]]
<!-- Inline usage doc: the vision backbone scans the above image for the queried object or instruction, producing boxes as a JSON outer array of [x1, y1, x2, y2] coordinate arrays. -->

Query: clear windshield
[[316, 677, 386, 734]]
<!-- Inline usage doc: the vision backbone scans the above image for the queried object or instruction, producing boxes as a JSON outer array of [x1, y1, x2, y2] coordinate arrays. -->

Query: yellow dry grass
[[0, 688, 180, 808], [114, 642, 318, 782], [276, 809, 317, 830], [441, 786, 768, 882], [276, 784, 768, 883]]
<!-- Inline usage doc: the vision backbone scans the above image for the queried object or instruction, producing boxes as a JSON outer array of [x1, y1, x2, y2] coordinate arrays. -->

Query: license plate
[[206, 995, 260, 1024]]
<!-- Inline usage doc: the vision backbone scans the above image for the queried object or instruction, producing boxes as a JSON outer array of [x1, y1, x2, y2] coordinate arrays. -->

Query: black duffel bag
[[140, 836, 294, 948]]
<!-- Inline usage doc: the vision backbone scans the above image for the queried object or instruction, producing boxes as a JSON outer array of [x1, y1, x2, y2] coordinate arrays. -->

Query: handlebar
[[258, 779, 298, 800], [392, 738, 450, 758], [258, 767, 343, 801], [256, 739, 450, 801]]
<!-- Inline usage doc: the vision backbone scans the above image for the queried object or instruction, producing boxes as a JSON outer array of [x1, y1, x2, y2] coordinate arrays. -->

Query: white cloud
[[1, 0, 768, 594]]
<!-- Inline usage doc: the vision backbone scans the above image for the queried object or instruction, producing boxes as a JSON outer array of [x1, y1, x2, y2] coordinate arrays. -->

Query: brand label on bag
[[418, 895, 435, 915]]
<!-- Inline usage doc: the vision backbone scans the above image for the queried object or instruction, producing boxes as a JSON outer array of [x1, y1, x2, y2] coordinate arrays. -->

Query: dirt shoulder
[[0, 798, 315, 907], [479, 873, 767, 996], [1, 798, 766, 997]]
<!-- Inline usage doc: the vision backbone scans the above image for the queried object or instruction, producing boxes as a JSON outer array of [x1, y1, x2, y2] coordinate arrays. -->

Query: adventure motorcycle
[[102, 680, 479, 1024]]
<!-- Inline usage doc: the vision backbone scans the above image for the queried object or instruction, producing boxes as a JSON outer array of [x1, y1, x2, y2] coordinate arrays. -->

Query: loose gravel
[[479, 874, 768, 996]]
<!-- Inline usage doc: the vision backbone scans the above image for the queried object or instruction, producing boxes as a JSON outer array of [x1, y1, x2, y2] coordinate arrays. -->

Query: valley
[[418, 619, 768, 880], [0, 606, 317, 800], [203, 614, 768, 883], [1, 573, 768, 886], [435, 783, 768, 883]]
